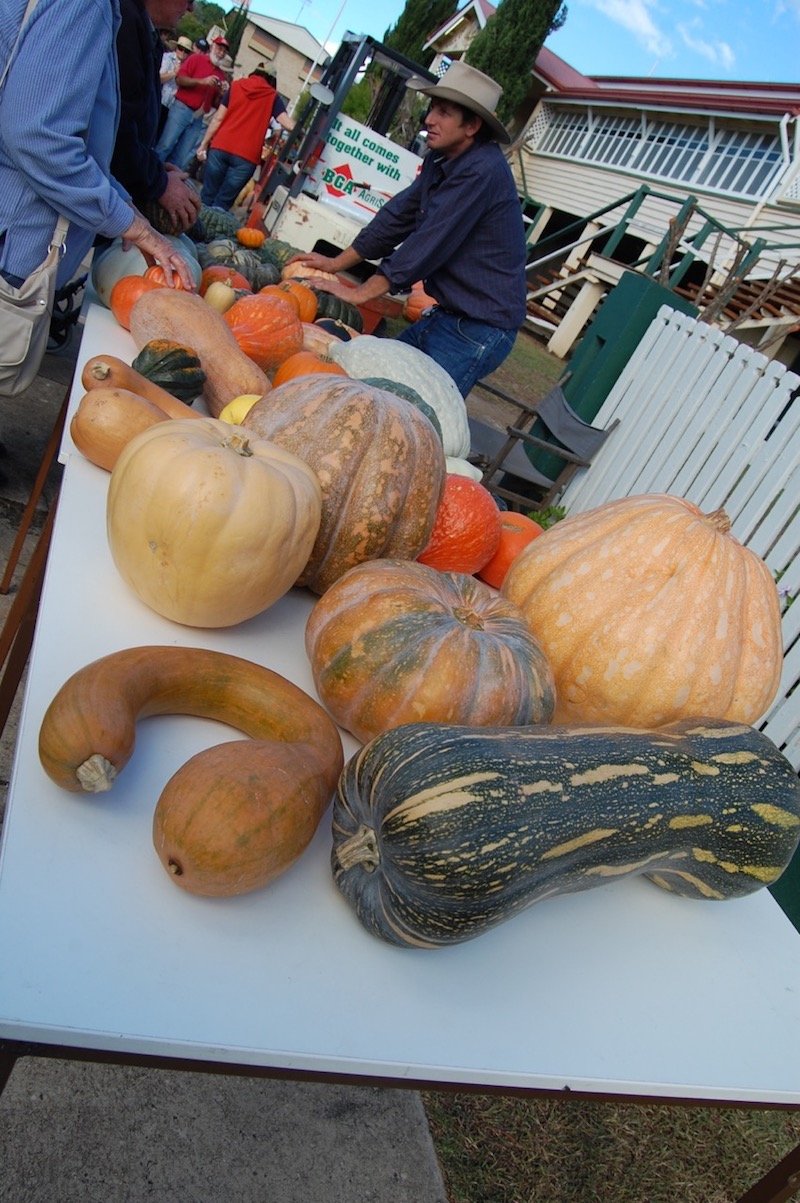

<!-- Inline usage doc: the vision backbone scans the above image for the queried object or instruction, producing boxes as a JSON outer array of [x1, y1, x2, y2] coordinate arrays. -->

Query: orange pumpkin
[[242, 375, 446, 594], [199, 265, 252, 296], [477, 511, 544, 589], [143, 265, 187, 290], [223, 293, 304, 372], [236, 226, 267, 248], [272, 351, 347, 387], [417, 475, 502, 575], [403, 280, 436, 322], [502, 493, 784, 728], [279, 278, 318, 322], [305, 559, 556, 742], [109, 275, 164, 330]]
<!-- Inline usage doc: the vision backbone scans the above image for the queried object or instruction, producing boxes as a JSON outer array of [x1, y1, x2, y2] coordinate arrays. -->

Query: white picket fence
[[561, 305, 800, 769]]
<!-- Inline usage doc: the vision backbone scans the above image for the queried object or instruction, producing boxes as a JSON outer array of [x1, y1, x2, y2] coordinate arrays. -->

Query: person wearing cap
[[289, 62, 527, 397], [155, 33, 229, 170], [111, 0, 201, 234], [160, 35, 193, 120], [195, 67, 295, 210]]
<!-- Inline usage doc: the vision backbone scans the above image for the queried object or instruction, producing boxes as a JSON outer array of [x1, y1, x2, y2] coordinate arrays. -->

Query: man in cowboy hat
[[289, 61, 527, 396]]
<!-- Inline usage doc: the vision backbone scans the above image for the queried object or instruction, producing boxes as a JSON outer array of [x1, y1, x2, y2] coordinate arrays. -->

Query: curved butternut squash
[[81, 355, 201, 421], [39, 646, 344, 897], [69, 387, 168, 471]]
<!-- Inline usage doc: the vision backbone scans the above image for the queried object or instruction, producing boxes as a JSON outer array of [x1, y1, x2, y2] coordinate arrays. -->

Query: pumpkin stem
[[705, 507, 732, 534], [89, 361, 112, 383], [76, 753, 117, 793], [452, 605, 485, 631], [224, 433, 253, 457], [335, 824, 380, 873]]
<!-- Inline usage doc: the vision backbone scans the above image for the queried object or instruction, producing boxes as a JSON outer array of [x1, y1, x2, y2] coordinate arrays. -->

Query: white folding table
[[1, 305, 800, 1203]]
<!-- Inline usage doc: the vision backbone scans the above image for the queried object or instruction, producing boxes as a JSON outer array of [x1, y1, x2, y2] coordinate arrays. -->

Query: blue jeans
[[396, 308, 516, 397], [201, 149, 256, 211], [155, 99, 204, 170]]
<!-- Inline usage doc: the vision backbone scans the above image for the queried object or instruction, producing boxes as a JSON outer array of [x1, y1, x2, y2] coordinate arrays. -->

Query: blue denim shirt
[[353, 140, 528, 329], [0, 0, 133, 287]]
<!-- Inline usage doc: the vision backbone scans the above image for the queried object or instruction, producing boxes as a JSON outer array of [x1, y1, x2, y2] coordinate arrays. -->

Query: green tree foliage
[[224, 4, 249, 59], [176, 2, 226, 46], [383, 0, 459, 68], [465, 0, 567, 124]]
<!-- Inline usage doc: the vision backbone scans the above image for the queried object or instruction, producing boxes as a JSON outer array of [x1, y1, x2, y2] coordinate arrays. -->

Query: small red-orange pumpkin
[[305, 558, 556, 742], [272, 351, 347, 387], [223, 293, 304, 372], [109, 275, 164, 330]]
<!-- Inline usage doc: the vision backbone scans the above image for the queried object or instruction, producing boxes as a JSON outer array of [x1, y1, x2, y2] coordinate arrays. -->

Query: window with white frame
[[532, 105, 787, 200]]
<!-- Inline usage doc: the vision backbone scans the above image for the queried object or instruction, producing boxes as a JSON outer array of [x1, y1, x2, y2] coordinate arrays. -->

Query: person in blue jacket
[[288, 62, 528, 398], [0, 0, 193, 292]]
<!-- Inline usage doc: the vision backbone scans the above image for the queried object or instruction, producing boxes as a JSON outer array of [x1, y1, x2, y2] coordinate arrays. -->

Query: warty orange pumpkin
[[106, 417, 322, 627], [501, 493, 783, 728], [242, 375, 446, 594], [305, 558, 556, 742], [223, 293, 304, 372]]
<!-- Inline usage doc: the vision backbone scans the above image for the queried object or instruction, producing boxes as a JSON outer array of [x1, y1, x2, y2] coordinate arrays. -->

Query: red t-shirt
[[210, 75, 282, 165], [174, 52, 226, 113]]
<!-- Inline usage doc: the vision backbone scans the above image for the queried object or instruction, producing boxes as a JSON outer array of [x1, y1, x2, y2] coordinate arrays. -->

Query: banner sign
[[306, 113, 423, 218]]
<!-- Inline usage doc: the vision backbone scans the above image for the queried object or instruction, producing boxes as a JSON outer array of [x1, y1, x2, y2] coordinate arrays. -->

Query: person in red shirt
[[155, 34, 229, 170], [196, 66, 294, 210]]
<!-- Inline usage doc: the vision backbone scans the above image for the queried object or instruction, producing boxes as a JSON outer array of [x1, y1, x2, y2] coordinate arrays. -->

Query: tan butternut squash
[[39, 646, 344, 897], [69, 387, 169, 471], [128, 289, 271, 418], [81, 355, 200, 421]]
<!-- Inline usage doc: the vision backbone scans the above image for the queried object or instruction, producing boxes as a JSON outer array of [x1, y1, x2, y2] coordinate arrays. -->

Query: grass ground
[[416, 326, 800, 1202]]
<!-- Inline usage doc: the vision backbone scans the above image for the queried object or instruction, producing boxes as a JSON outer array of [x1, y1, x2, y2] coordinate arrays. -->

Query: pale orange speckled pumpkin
[[243, 375, 446, 594], [501, 493, 783, 728], [305, 558, 556, 742]]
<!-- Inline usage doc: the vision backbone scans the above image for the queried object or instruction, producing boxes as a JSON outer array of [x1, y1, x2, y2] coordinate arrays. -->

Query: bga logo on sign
[[322, 162, 357, 197]]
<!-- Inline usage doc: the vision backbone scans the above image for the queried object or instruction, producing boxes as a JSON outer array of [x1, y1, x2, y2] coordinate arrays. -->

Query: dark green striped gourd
[[332, 719, 800, 948]]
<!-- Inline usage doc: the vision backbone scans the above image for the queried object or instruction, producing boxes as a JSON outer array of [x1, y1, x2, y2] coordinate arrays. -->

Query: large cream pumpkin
[[107, 418, 322, 627], [501, 493, 783, 728]]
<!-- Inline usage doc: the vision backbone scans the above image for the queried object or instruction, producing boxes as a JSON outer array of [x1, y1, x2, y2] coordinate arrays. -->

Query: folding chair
[[468, 380, 619, 510]]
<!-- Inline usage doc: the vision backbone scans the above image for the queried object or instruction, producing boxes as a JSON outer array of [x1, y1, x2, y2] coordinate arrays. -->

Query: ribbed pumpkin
[[242, 375, 446, 595], [271, 351, 347, 387], [305, 559, 555, 742], [223, 293, 304, 372], [199, 264, 252, 295], [106, 418, 322, 628], [502, 493, 784, 728]]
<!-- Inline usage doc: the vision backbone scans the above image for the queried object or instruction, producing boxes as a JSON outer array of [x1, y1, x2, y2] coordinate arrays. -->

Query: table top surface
[[2, 304, 800, 1105]]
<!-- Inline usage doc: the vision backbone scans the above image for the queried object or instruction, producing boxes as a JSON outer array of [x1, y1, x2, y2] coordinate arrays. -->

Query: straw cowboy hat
[[408, 61, 510, 144], [175, 35, 193, 52]]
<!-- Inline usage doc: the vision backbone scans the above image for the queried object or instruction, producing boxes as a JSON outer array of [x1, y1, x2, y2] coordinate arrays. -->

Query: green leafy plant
[[527, 504, 566, 529]]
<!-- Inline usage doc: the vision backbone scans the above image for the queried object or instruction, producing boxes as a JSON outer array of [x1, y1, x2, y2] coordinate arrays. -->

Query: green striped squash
[[332, 719, 800, 948]]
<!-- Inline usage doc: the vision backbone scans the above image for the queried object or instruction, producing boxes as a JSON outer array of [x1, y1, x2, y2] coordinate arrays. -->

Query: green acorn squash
[[311, 289, 364, 333], [197, 205, 241, 241], [332, 719, 800, 948], [131, 340, 206, 403]]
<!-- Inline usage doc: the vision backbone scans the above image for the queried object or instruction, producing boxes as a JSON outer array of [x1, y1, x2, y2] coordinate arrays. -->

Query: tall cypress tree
[[383, 0, 460, 67], [465, 0, 566, 124]]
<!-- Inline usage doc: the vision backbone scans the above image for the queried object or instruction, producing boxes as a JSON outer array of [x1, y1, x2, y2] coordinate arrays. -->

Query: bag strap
[[0, 0, 40, 93]]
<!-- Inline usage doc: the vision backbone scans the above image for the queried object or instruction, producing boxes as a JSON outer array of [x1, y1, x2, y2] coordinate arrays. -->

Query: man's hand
[[287, 251, 340, 274], [158, 171, 202, 233]]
